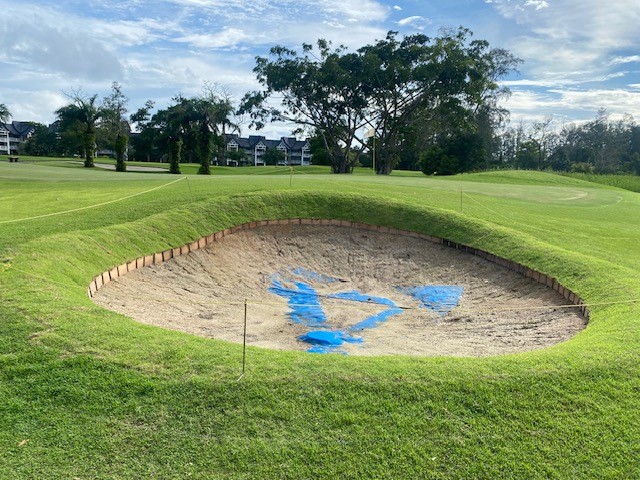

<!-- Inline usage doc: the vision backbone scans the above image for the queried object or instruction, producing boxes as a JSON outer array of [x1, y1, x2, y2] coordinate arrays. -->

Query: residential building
[[0, 121, 36, 155], [224, 134, 312, 166]]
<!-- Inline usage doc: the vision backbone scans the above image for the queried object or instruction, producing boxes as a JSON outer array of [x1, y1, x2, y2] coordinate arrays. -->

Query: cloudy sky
[[1, 0, 639, 137]]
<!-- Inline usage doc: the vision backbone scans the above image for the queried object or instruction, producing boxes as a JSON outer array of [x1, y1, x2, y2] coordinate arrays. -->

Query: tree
[[240, 40, 369, 173], [0, 103, 10, 123], [523, 117, 556, 170], [420, 131, 486, 175], [241, 30, 519, 175], [22, 123, 58, 156], [129, 100, 156, 161], [193, 84, 239, 174], [146, 86, 238, 173], [263, 147, 286, 166], [307, 130, 330, 166], [226, 149, 247, 166], [55, 92, 104, 167], [102, 82, 129, 172], [169, 138, 182, 174]]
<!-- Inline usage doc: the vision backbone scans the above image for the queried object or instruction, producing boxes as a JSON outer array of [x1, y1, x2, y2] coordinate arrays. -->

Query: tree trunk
[[169, 138, 182, 174], [115, 133, 127, 172], [84, 132, 95, 168]]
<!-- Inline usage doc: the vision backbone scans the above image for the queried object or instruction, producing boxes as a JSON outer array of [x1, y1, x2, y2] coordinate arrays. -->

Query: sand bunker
[[93, 224, 586, 356]]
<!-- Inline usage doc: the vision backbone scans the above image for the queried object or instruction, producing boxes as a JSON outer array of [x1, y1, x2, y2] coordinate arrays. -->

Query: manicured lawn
[[559, 171, 640, 193], [0, 162, 638, 478]]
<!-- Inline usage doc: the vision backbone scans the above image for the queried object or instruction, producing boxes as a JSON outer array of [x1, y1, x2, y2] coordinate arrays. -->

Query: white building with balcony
[[0, 121, 36, 155], [224, 134, 312, 166]]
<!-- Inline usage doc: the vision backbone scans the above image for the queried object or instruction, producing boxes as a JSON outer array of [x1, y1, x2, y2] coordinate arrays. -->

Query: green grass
[[0, 164, 639, 478], [559, 172, 640, 193]]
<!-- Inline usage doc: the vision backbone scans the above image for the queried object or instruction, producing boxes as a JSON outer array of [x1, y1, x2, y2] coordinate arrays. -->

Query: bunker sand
[[93, 225, 586, 356]]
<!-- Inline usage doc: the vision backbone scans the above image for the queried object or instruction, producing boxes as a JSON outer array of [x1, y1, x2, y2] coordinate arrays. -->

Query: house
[[224, 134, 312, 166], [0, 121, 36, 155]]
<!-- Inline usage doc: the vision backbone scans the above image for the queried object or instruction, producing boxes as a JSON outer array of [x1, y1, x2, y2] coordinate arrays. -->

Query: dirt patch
[[92, 225, 586, 356]]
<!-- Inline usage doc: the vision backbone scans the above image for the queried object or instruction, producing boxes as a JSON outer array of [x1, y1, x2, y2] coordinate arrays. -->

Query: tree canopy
[[240, 29, 520, 174]]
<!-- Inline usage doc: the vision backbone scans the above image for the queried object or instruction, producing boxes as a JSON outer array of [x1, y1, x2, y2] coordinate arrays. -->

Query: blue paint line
[[328, 290, 397, 307], [328, 291, 405, 331], [397, 285, 463, 316], [291, 267, 340, 284], [350, 307, 405, 331]]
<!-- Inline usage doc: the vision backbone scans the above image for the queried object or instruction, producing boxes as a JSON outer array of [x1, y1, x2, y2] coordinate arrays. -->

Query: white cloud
[[173, 28, 249, 49], [397, 15, 429, 29], [1, 90, 68, 124], [610, 55, 640, 65], [502, 87, 640, 124], [394, 5, 402, 11], [524, 0, 549, 10], [0, 5, 123, 81], [490, 0, 640, 47]]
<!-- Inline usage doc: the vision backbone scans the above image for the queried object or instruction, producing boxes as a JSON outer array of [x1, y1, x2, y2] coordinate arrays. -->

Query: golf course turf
[[0, 159, 638, 478]]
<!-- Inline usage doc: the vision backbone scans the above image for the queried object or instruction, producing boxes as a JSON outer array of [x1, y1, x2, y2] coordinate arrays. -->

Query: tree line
[[21, 82, 237, 175], [14, 28, 638, 176], [492, 110, 640, 175], [14, 28, 521, 175]]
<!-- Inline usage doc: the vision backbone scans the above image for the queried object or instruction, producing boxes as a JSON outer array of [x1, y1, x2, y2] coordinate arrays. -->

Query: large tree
[[129, 100, 156, 161], [361, 29, 519, 174], [241, 29, 519, 175], [22, 123, 58, 156]]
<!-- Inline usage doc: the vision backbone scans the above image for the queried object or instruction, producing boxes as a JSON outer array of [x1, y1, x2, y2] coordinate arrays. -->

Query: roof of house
[[225, 134, 310, 151], [0, 121, 36, 137]]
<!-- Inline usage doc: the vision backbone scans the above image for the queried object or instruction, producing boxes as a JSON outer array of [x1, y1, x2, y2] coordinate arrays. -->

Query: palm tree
[[56, 94, 103, 167]]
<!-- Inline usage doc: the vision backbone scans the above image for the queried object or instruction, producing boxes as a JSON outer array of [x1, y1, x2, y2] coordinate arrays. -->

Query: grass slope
[[0, 162, 638, 479]]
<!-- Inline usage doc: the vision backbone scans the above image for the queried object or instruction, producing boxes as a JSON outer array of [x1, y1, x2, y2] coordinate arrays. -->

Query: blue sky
[[1, 0, 639, 138]]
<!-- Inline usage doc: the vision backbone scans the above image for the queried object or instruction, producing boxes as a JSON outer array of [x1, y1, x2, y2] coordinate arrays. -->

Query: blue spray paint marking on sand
[[328, 291, 396, 307], [291, 267, 340, 284], [328, 291, 404, 331], [269, 274, 327, 326], [397, 285, 464, 316], [269, 269, 464, 354], [299, 330, 363, 354]]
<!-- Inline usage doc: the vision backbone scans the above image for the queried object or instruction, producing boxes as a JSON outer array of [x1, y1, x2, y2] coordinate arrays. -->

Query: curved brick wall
[[87, 218, 590, 320]]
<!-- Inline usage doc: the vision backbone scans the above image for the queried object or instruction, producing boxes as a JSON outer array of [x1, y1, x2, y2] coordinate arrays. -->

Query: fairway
[[0, 160, 639, 479]]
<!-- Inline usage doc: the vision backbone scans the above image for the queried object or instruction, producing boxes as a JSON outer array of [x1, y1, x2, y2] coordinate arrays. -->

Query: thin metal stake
[[238, 299, 248, 381], [186, 176, 194, 202]]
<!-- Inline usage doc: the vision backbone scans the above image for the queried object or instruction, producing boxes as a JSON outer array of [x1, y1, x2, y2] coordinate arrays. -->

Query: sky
[[1, 0, 640, 138]]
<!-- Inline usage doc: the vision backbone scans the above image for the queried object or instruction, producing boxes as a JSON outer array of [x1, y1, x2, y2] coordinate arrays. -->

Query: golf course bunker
[[92, 224, 587, 356]]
